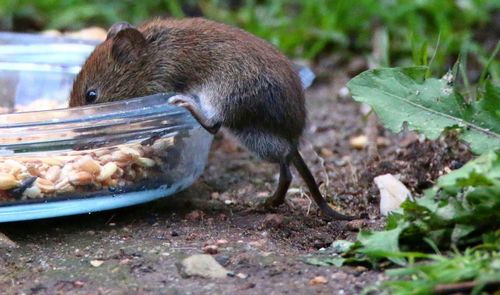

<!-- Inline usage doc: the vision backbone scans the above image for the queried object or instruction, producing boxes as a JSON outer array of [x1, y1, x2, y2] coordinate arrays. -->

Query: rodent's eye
[[85, 89, 98, 104]]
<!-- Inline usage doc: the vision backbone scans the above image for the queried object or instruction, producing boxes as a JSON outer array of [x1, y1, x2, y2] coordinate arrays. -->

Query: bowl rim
[[0, 93, 196, 152], [0, 31, 101, 45], [0, 93, 188, 128]]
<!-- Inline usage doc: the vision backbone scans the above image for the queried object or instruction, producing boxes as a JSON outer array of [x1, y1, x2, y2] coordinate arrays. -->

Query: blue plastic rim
[[0, 175, 197, 223]]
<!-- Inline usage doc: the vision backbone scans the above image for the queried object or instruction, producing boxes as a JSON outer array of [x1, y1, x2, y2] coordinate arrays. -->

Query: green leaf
[[436, 150, 499, 191], [329, 240, 355, 253], [358, 225, 409, 265], [347, 67, 500, 154]]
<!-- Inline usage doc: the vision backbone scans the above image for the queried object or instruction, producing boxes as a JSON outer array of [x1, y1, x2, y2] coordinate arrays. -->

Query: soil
[[0, 71, 471, 295]]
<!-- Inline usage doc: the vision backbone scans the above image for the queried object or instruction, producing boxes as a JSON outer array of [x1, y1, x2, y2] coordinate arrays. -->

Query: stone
[[309, 275, 328, 286], [374, 174, 413, 216], [177, 254, 229, 279]]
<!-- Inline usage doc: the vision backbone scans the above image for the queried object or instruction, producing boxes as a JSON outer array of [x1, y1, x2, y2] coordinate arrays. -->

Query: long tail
[[290, 148, 356, 220]]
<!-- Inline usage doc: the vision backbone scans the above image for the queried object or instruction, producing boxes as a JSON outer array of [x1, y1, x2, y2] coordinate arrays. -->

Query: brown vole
[[69, 18, 354, 220]]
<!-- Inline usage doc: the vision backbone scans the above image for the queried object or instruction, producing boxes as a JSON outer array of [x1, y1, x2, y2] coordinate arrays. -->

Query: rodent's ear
[[110, 28, 146, 63], [106, 22, 134, 40]]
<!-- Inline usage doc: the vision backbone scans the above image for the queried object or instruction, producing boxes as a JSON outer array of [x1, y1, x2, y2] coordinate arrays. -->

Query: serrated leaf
[[347, 67, 500, 154], [358, 225, 408, 265], [436, 150, 500, 191]]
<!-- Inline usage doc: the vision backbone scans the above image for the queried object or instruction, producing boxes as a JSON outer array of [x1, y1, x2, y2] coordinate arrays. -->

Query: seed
[[69, 171, 93, 186], [0, 173, 18, 190], [16, 172, 33, 181], [55, 177, 69, 190], [135, 157, 156, 168], [119, 146, 142, 158], [111, 151, 132, 163], [103, 178, 118, 188], [26, 165, 42, 177], [115, 160, 131, 168], [40, 157, 63, 166], [5, 159, 26, 174], [97, 154, 112, 164], [23, 185, 42, 199], [54, 177, 75, 193], [74, 156, 101, 175], [35, 178, 55, 193], [97, 162, 118, 181], [45, 166, 61, 182]]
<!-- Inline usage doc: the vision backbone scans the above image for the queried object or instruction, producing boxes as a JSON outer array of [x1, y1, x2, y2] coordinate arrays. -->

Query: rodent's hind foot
[[318, 203, 360, 221]]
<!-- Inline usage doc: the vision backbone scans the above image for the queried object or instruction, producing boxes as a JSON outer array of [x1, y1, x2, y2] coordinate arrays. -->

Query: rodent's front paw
[[167, 95, 195, 108]]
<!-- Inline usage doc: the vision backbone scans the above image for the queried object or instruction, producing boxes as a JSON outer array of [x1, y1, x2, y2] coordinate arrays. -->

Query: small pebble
[[319, 148, 334, 158], [349, 135, 367, 149], [203, 245, 218, 255], [216, 239, 229, 246], [73, 281, 85, 288], [309, 275, 328, 286], [177, 254, 229, 279], [236, 273, 248, 279], [90, 260, 104, 267]]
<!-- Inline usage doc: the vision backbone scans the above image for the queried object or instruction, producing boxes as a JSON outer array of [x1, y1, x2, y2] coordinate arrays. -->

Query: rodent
[[69, 18, 355, 220]]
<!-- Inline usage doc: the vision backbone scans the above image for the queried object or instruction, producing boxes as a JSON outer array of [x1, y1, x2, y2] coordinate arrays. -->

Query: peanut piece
[[0, 173, 18, 190], [69, 171, 94, 186], [74, 156, 101, 175], [45, 166, 61, 183], [136, 157, 156, 168], [36, 178, 55, 193], [97, 162, 118, 181]]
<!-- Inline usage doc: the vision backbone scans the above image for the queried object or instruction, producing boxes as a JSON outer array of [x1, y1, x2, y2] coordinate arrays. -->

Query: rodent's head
[[69, 22, 151, 107]]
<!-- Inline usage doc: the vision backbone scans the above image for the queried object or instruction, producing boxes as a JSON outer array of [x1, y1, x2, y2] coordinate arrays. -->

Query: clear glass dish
[[0, 94, 213, 222], [0, 32, 213, 222]]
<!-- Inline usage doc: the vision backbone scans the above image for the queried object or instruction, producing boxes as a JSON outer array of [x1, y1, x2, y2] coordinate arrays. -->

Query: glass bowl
[[0, 94, 213, 222], [0, 32, 212, 222], [0, 32, 97, 112]]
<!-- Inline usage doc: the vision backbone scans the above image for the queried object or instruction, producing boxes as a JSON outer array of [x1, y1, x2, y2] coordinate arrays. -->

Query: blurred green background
[[1, 0, 499, 82]]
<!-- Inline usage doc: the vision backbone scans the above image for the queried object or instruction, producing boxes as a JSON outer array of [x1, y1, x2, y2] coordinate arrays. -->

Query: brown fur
[[70, 18, 354, 220], [70, 17, 304, 160]]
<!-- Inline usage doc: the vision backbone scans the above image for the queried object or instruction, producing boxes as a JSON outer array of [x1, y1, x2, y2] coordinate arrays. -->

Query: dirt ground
[[0, 70, 471, 295]]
